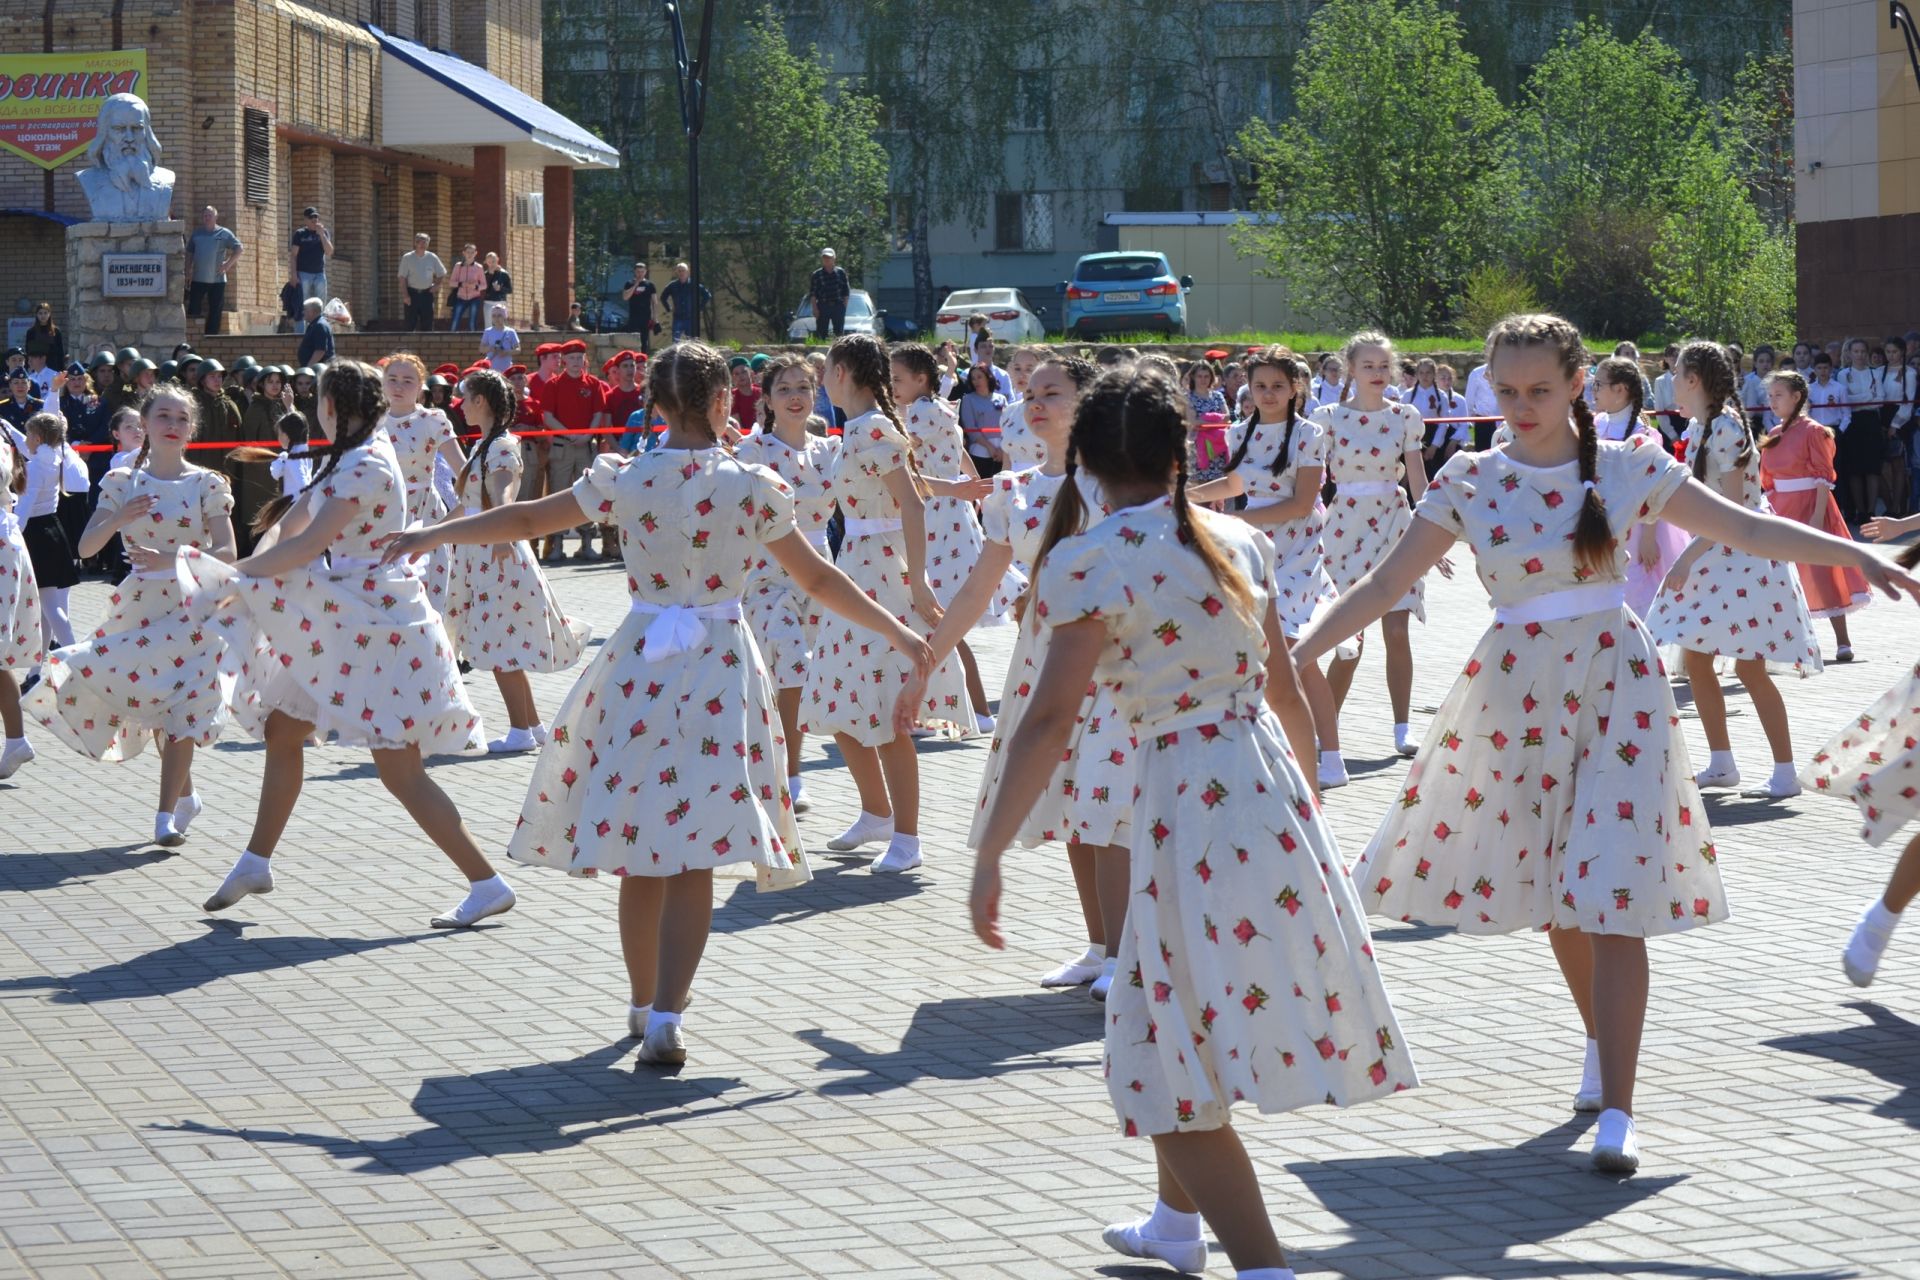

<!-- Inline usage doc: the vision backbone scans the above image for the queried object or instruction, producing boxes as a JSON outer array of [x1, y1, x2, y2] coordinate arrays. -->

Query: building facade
[[0, 0, 612, 338]]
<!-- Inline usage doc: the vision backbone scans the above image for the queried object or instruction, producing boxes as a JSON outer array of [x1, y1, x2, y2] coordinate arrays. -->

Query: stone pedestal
[[65, 220, 187, 359]]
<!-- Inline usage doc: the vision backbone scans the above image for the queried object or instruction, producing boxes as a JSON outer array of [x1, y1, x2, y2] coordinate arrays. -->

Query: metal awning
[[365, 24, 619, 171]]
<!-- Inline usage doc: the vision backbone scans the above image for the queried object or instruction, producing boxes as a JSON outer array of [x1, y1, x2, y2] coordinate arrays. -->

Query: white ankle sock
[[173, 791, 203, 830], [155, 811, 178, 840], [1070, 943, 1103, 968], [465, 874, 510, 901], [1706, 750, 1736, 774], [1867, 899, 1903, 933], [237, 849, 271, 873], [1319, 749, 1342, 769], [888, 833, 921, 856], [645, 1008, 683, 1034], [630, 1002, 652, 1018], [1144, 1198, 1202, 1241], [4, 737, 23, 747]]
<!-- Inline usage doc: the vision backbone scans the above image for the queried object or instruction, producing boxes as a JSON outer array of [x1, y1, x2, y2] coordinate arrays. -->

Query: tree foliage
[[1235, 0, 1515, 335], [1720, 49, 1795, 231], [1651, 146, 1791, 342]]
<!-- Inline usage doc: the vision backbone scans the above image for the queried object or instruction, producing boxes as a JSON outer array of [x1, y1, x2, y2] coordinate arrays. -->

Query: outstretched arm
[[926, 539, 1017, 663], [1662, 479, 1920, 601], [1292, 515, 1456, 666], [379, 490, 590, 565]]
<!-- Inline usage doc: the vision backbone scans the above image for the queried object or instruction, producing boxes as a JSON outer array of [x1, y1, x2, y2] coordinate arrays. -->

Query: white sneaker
[[1590, 1108, 1640, 1175], [1693, 762, 1741, 789], [1100, 1218, 1207, 1276], [789, 776, 810, 814], [485, 727, 538, 754], [1090, 957, 1118, 1002], [429, 879, 516, 928], [0, 738, 34, 780], [826, 811, 893, 852], [1843, 905, 1898, 987], [870, 840, 922, 873], [154, 816, 186, 849], [1317, 754, 1350, 789], [637, 1021, 687, 1065], [1574, 1038, 1602, 1113], [172, 792, 205, 834], [1038, 952, 1104, 988], [204, 858, 274, 912]]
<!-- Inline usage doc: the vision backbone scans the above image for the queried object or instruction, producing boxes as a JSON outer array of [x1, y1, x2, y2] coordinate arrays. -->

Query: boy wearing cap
[[538, 340, 608, 560], [1, 369, 41, 438]]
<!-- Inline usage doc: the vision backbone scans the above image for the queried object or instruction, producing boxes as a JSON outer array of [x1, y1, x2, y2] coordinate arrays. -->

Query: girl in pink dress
[[382, 342, 932, 1065], [0, 431, 40, 780], [29, 385, 237, 848], [1296, 314, 1915, 1176], [1758, 371, 1869, 659], [972, 366, 1414, 1278]]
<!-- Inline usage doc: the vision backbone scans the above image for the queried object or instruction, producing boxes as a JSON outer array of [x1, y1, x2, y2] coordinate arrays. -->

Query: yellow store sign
[[0, 50, 148, 169]]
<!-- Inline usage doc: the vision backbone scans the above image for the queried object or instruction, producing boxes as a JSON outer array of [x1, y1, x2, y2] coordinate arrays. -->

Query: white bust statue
[[76, 93, 175, 221]]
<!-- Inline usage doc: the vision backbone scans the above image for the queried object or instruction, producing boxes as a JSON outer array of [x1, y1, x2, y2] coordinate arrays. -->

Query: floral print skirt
[[444, 539, 591, 675], [0, 524, 41, 680], [1803, 659, 1920, 847]]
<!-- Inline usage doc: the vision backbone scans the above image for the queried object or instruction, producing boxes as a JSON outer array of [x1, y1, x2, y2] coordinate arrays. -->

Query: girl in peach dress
[[1758, 370, 1869, 661]]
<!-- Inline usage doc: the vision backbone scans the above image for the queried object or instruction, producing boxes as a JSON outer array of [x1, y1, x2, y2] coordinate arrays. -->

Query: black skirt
[[23, 512, 79, 589], [1838, 407, 1885, 476]]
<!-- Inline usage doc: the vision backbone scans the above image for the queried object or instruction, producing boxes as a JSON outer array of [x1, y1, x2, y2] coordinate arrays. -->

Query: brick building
[[0, 0, 614, 338]]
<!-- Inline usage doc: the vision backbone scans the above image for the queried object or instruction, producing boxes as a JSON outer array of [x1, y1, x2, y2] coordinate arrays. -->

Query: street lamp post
[[663, 0, 716, 339]]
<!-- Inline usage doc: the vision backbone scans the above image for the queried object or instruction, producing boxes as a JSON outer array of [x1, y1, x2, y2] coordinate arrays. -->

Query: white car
[[932, 288, 1048, 345], [788, 288, 882, 341]]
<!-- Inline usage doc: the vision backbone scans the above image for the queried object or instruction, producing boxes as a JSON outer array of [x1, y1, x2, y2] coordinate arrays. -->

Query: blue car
[[1058, 252, 1194, 338]]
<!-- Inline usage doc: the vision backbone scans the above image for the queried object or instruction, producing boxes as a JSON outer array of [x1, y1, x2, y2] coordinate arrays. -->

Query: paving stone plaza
[[3, 563, 1917, 1279]]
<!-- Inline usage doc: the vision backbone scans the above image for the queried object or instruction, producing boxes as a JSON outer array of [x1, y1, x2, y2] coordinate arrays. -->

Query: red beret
[[533, 343, 559, 357], [434, 363, 461, 377], [559, 339, 589, 354], [503, 364, 528, 377], [1203, 349, 1230, 361], [607, 350, 637, 367]]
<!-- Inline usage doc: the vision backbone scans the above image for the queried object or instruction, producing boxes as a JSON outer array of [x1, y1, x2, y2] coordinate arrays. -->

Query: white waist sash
[[843, 517, 902, 537], [1492, 582, 1627, 626], [1771, 476, 1832, 493], [1335, 480, 1399, 498], [802, 529, 830, 552], [629, 598, 743, 661]]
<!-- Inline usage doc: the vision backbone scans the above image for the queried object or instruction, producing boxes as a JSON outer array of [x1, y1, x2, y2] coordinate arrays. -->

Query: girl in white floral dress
[[443, 369, 591, 755], [1296, 314, 1915, 1177], [0, 432, 40, 780], [377, 354, 465, 617], [927, 356, 1134, 995], [28, 386, 235, 848], [1648, 341, 1823, 800], [185, 360, 511, 932], [1314, 332, 1443, 760], [736, 354, 842, 813], [383, 342, 932, 1066], [894, 344, 1010, 732], [1190, 346, 1347, 791], [802, 335, 984, 873], [998, 346, 1047, 469], [972, 366, 1415, 1280]]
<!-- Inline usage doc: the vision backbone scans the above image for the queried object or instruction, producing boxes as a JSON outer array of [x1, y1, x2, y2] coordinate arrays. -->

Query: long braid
[[454, 370, 515, 509]]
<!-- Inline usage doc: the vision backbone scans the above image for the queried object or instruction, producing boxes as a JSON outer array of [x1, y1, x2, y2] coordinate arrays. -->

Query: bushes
[[1455, 266, 1539, 341]]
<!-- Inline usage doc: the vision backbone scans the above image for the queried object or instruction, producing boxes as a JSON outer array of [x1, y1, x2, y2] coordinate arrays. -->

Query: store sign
[[103, 253, 167, 296], [0, 50, 147, 168]]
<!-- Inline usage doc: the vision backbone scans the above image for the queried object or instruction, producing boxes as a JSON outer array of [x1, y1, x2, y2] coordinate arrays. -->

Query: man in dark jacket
[[807, 248, 851, 339]]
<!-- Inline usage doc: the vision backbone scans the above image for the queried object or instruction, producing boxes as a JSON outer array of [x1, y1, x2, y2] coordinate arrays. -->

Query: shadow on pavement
[[0, 919, 443, 1003], [713, 853, 920, 933], [155, 1042, 793, 1174], [1284, 1120, 1854, 1279], [1766, 1001, 1920, 1133], [797, 990, 1100, 1096], [0, 843, 176, 893]]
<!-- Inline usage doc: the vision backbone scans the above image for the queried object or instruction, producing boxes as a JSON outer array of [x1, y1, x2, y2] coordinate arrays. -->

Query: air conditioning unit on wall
[[513, 193, 545, 227]]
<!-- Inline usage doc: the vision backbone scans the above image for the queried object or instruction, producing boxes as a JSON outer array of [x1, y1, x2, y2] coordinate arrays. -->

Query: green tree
[[1514, 22, 1705, 337], [1234, 0, 1514, 334], [704, 9, 891, 337], [1720, 48, 1795, 230], [1651, 146, 1790, 341]]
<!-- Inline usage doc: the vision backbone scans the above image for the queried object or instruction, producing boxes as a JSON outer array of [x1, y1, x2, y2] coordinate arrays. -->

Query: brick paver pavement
[[2, 556, 1917, 1279]]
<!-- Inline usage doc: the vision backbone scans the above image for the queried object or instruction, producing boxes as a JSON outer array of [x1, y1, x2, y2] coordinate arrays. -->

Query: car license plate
[[1103, 291, 1141, 303]]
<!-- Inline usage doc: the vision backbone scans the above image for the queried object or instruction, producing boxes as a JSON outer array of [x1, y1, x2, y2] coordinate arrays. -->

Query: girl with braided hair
[[801, 334, 980, 873], [735, 353, 841, 811], [1648, 342, 1823, 800], [438, 368, 590, 755], [1759, 370, 1870, 657], [383, 341, 932, 1064], [0, 427, 41, 780], [1589, 356, 1686, 619], [971, 365, 1414, 1280], [1298, 313, 1919, 1176]]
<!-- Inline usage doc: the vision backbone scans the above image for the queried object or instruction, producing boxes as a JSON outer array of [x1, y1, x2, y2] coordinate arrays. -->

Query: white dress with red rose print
[[507, 449, 808, 891], [1646, 413, 1822, 674], [1803, 660, 1920, 846], [902, 396, 1018, 619], [1355, 437, 1729, 936], [999, 405, 1046, 471], [0, 443, 42, 679], [967, 471, 1137, 850], [1225, 413, 1336, 637], [736, 430, 841, 690], [444, 435, 591, 674], [28, 467, 235, 760], [801, 410, 972, 744], [383, 407, 459, 615], [176, 430, 479, 753], [1034, 498, 1415, 1137], [1315, 400, 1427, 620]]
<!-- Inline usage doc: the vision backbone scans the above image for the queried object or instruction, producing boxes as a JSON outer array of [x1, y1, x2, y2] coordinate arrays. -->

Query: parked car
[[1058, 252, 1193, 337], [932, 288, 1049, 345], [788, 288, 884, 341]]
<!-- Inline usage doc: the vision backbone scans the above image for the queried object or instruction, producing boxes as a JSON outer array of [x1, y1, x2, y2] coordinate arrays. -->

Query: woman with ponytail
[[1648, 341, 1823, 799], [970, 365, 1414, 1279], [0, 428, 41, 780], [735, 353, 841, 811], [439, 368, 590, 755], [28, 384, 235, 848], [1759, 369, 1870, 660], [800, 334, 979, 873], [383, 341, 932, 1065], [181, 359, 510, 931], [1296, 314, 1919, 1177]]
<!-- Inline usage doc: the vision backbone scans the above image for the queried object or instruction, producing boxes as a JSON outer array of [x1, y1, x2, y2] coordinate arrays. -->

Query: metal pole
[[663, 0, 717, 340]]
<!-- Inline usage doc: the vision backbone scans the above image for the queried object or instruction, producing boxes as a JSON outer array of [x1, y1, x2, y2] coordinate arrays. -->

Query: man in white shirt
[[397, 233, 447, 332]]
